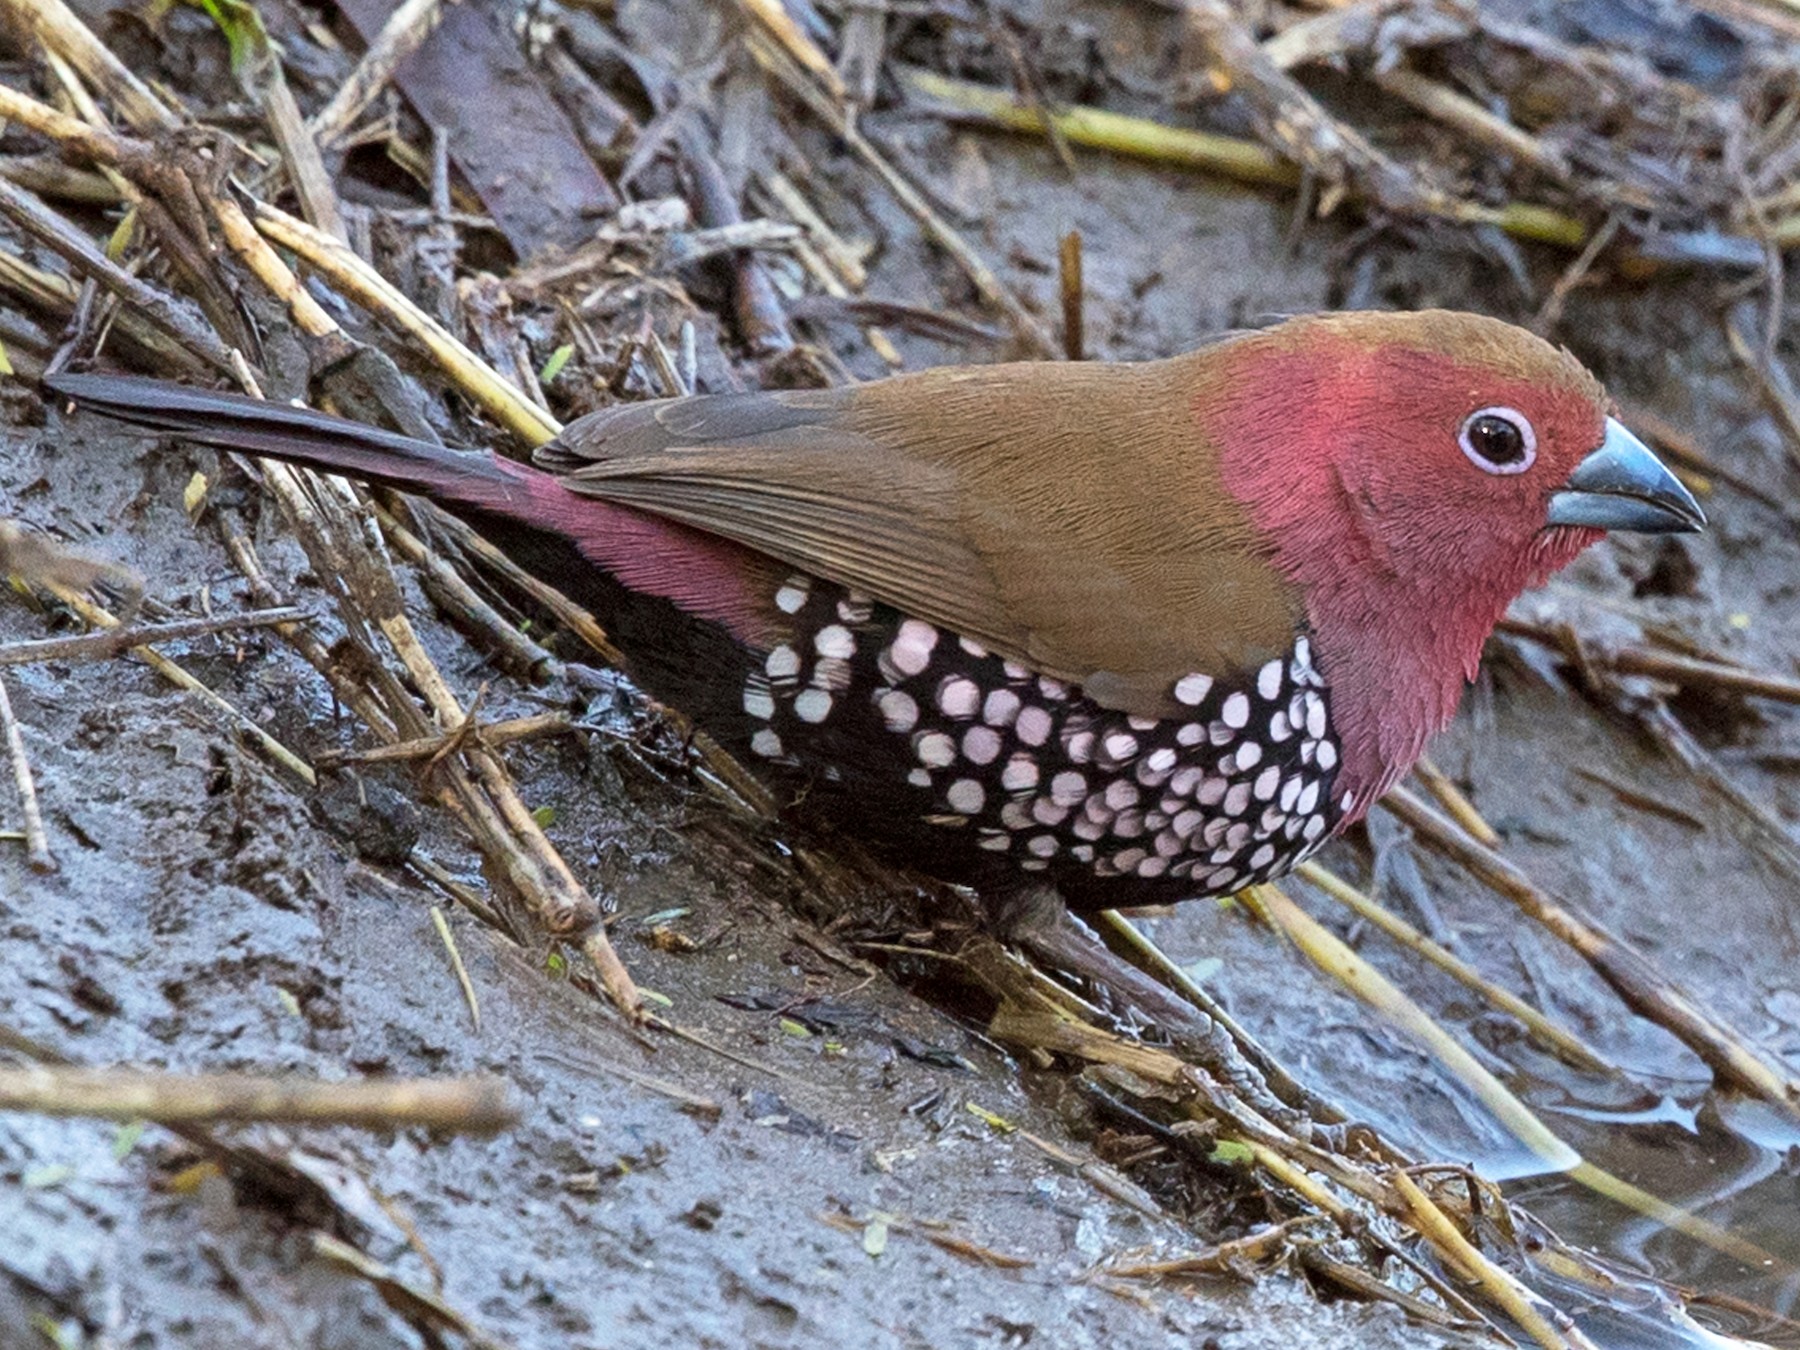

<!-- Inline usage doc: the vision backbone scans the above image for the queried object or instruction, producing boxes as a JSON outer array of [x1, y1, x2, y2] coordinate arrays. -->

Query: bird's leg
[[992, 885, 1308, 1132]]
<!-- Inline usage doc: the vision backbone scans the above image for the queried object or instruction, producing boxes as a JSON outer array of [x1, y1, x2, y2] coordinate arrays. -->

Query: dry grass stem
[[0, 1065, 516, 1131], [1293, 862, 1611, 1073], [310, 0, 445, 150], [0, 673, 53, 872], [1383, 786, 1800, 1114]]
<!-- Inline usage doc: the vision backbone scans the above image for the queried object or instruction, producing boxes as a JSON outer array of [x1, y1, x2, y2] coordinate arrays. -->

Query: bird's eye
[[1458, 406, 1536, 475]]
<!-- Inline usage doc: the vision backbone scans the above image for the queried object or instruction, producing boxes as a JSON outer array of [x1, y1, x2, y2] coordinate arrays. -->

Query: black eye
[[1458, 406, 1537, 476]]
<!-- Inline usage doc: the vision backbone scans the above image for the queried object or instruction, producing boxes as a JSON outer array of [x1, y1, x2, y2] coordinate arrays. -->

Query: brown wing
[[538, 356, 1303, 715]]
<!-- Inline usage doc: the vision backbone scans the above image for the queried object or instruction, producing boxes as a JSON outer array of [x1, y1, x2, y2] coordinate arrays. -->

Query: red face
[[1206, 312, 1615, 621], [1199, 310, 1657, 810]]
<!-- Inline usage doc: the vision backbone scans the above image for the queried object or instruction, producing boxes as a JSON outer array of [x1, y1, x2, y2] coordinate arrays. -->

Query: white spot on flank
[[1016, 706, 1053, 747], [1174, 673, 1213, 706], [1104, 779, 1139, 811], [1027, 834, 1059, 858], [1250, 843, 1276, 870], [765, 644, 800, 680], [1170, 766, 1204, 797], [1127, 715, 1157, 732], [1137, 855, 1169, 878], [1003, 660, 1029, 680], [978, 831, 1011, 851], [743, 685, 775, 720], [1001, 800, 1034, 830], [961, 726, 1002, 764], [1234, 741, 1262, 772], [946, 778, 986, 814], [774, 584, 808, 614], [1176, 722, 1203, 746], [959, 636, 988, 658], [1257, 660, 1283, 700], [878, 689, 919, 732], [1304, 814, 1327, 841], [1316, 740, 1338, 771], [1279, 776, 1303, 812], [837, 595, 873, 624], [1197, 777, 1229, 806], [1112, 848, 1147, 873], [1269, 711, 1292, 742], [1038, 676, 1069, 700], [1297, 780, 1321, 814], [1102, 731, 1139, 763], [1146, 747, 1177, 773], [914, 731, 956, 768], [1112, 810, 1145, 838], [1221, 692, 1250, 729], [1032, 798, 1069, 827], [1001, 755, 1039, 792], [1253, 766, 1281, 801], [793, 688, 833, 723], [1173, 809, 1204, 837], [1062, 728, 1093, 761], [908, 767, 932, 788], [1050, 771, 1087, 806], [812, 657, 851, 691], [750, 728, 783, 758], [887, 620, 938, 676], [1305, 692, 1328, 740], [815, 624, 856, 660], [983, 689, 1021, 727], [1224, 782, 1252, 816], [936, 676, 981, 719]]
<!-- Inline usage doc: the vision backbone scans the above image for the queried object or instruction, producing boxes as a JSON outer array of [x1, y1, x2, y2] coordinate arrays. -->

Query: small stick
[[0, 1065, 516, 1132], [431, 906, 482, 1033], [1294, 862, 1611, 1073], [46, 583, 317, 786], [0, 674, 54, 872], [0, 606, 305, 666], [312, 1233, 518, 1350], [1382, 786, 1800, 1113], [1410, 756, 1500, 848], [0, 0, 177, 134], [751, 41, 1059, 356], [1498, 617, 1800, 706], [309, 0, 445, 151], [1058, 229, 1083, 361], [317, 713, 573, 766], [0, 174, 235, 374], [1391, 1170, 1583, 1350]]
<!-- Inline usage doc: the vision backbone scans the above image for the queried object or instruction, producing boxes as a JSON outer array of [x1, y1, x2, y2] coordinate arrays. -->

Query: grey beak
[[1546, 418, 1706, 534]]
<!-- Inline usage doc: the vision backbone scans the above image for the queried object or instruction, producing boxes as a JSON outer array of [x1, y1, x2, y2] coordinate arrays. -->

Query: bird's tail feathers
[[45, 373, 531, 514]]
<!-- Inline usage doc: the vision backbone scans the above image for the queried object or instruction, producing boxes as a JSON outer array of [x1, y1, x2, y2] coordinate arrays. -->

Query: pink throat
[[1202, 355, 1599, 819]]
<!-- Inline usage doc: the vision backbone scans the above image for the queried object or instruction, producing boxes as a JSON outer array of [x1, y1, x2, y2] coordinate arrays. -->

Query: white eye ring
[[1458, 406, 1537, 475]]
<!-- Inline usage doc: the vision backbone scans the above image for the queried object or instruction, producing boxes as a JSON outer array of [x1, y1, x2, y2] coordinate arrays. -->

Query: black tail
[[45, 374, 535, 515]]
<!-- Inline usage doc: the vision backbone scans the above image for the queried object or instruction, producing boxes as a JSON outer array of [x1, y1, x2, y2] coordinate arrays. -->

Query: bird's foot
[[992, 886, 1307, 1133]]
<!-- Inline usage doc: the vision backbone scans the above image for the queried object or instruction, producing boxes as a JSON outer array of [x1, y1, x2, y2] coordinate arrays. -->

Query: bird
[[47, 310, 1702, 922]]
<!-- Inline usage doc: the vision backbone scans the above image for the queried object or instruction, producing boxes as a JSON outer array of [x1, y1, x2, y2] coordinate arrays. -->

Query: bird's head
[[1199, 308, 1703, 807]]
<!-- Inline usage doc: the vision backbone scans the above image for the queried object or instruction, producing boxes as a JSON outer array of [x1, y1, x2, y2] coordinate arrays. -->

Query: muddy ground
[[4, 1, 1800, 1347]]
